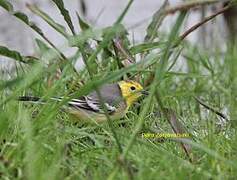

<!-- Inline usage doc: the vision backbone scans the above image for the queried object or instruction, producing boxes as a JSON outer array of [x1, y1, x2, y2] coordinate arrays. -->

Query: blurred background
[[0, 0, 236, 72]]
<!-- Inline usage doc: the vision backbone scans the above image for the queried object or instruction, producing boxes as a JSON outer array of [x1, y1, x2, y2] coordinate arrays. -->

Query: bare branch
[[195, 97, 229, 121], [179, 5, 230, 42], [164, 0, 226, 14], [113, 38, 135, 64], [155, 92, 193, 162]]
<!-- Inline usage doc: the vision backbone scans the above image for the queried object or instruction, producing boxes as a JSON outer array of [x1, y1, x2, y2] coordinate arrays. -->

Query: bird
[[18, 80, 148, 123]]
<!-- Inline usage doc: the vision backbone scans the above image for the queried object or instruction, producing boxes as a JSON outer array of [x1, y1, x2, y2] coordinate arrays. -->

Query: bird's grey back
[[88, 83, 123, 105]]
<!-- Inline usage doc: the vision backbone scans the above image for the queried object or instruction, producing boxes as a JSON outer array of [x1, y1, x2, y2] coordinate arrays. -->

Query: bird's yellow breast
[[68, 102, 127, 123]]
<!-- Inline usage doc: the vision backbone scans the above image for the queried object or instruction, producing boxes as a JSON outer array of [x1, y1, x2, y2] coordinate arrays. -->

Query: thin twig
[[155, 92, 193, 162], [194, 97, 229, 121], [164, 0, 226, 14], [112, 40, 125, 69], [113, 38, 135, 64], [179, 5, 230, 43]]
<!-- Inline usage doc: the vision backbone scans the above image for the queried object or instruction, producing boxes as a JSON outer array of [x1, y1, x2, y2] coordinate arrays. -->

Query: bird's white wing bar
[[49, 96, 116, 114], [85, 96, 116, 114], [104, 103, 116, 112]]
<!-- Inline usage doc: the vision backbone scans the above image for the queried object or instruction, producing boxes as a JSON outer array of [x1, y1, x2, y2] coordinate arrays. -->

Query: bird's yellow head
[[118, 80, 147, 108]]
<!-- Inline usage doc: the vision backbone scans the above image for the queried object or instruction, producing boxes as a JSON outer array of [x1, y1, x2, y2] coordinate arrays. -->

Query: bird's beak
[[141, 90, 149, 96]]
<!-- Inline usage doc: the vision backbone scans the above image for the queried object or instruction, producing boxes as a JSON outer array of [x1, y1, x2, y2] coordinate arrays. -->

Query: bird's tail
[[18, 96, 64, 104], [18, 96, 41, 102]]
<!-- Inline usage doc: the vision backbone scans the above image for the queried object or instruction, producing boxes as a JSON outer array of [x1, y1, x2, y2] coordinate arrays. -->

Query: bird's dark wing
[[68, 96, 116, 114], [69, 83, 123, 114]]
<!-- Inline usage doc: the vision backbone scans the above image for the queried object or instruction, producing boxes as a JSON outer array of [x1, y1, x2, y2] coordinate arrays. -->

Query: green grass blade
[[114, 0, 134, 24], [0, 46, 37, 64], [144, 0, 169, 42], [76, 12, 90, 31], [27, 4, 69, 38], [52, 0, 76, 35], [0, 0, 13, 11]]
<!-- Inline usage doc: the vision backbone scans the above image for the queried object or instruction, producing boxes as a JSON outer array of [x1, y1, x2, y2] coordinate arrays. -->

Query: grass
[[0, 0, 237, 179]]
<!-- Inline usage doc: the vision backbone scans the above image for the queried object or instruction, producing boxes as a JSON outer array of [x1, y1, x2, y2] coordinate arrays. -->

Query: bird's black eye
[[130, 86, 136, 91]]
